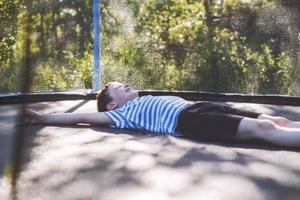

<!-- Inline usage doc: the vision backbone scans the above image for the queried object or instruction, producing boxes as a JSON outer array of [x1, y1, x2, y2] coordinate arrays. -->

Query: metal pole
[[93, 0, 101, 91]]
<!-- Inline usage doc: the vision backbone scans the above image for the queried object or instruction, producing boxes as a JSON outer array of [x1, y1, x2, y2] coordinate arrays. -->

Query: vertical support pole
[[11, 1, 33, 199], [93, 0, 101, 91]]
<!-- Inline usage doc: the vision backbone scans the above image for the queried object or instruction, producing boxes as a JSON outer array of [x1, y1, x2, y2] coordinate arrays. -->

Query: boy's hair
[[96, 83, 113, 112]]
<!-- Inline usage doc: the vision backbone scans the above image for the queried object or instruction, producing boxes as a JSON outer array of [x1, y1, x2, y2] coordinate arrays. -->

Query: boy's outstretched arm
[[25, 109, 114, 126]]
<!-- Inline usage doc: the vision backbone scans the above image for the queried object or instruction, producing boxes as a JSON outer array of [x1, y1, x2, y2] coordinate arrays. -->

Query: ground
[[1, 99, 300, 200]]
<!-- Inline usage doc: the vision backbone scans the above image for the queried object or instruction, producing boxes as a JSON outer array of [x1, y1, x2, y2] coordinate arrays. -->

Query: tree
[[0, 0, 20, 92], [0, 0, 298, 95]]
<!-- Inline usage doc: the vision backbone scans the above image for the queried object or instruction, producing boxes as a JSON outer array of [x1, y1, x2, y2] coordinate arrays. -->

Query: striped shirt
[[105, 95, 193, 135]]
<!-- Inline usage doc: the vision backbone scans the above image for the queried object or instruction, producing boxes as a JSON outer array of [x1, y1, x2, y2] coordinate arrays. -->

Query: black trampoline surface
[[1, 100, 300, 200]]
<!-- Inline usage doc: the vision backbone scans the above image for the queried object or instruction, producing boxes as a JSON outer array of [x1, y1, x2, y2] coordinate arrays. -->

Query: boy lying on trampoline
[[26, 82, 300, 148]]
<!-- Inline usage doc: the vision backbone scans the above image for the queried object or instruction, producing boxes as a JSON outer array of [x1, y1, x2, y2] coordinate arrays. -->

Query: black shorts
[[176, 102, 261, 141]]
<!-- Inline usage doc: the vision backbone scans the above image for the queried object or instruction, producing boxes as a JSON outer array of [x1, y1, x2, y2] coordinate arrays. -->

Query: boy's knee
[[273, 116, 290, 126], [237, 118, 276, 140], [256, 119, 277, 131], [258, 114, 290, 126], [243, 119, 277, 139]]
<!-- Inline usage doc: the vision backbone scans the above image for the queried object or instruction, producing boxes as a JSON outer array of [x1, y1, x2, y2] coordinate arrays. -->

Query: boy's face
[[106, 82, 138, 110]]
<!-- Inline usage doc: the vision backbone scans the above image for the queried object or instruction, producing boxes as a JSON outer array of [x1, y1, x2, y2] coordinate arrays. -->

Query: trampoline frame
[[0, 90, 300, 106]]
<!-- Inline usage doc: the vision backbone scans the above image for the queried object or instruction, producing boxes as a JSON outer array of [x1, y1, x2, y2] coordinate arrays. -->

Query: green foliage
[[0, 35, 15, 64], [32, 53, 94, 91], [0, 0, 299, 96], [0, 0, 20, 64], [256, 45, 291, 94], [0, 0, 19, 62], [0, 0, 21, 92]]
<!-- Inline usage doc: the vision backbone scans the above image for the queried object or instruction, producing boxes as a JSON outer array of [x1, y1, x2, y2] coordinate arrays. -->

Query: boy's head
[[96, 82, 138, 112]]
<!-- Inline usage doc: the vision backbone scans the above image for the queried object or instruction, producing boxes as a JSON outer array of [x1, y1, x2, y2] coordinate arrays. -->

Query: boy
[[26, 82, 300, 147]]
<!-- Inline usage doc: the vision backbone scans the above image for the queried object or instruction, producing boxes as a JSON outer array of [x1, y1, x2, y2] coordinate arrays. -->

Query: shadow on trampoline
[[17, 122, 300, 200]]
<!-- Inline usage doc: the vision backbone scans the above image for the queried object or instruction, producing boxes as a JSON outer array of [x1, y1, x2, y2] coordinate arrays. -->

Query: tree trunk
[[165, 0, 171, 59], [204, 0, 219, 91], [51, 9, 58, 56], [40, 11, 46, 57], [76, 7, 85, 57]]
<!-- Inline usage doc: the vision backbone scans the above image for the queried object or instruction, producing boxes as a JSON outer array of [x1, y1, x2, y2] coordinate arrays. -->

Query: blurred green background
[[1, 0, 299, 94]]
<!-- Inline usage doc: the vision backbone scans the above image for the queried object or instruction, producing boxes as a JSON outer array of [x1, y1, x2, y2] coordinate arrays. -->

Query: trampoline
[[1, 96, 300, 200], [1, 1, 300, 200]]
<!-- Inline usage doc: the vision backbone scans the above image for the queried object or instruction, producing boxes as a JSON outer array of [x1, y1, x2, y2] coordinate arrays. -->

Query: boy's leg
[[222, 105, 300, 128], [236, 117, 300, 147], [258, 114, 300, 128]]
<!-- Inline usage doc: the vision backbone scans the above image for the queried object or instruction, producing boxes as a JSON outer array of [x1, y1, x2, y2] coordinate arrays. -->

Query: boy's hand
[[25, 109, 46, 124]]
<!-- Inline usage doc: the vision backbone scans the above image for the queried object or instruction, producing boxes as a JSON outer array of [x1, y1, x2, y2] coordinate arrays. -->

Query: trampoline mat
[[1, 100, 300, 200]]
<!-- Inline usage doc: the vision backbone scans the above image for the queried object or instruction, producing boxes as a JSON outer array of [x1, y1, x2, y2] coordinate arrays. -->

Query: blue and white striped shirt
[[105, 95, 193, 135]]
